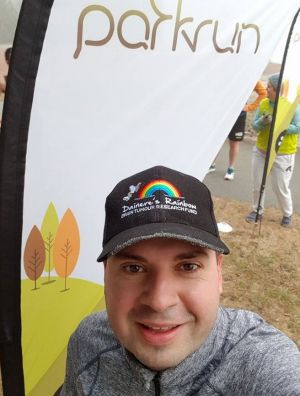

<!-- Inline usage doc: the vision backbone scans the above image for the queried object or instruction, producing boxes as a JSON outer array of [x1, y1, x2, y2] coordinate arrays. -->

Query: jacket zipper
[[154, 373, 161, 396]]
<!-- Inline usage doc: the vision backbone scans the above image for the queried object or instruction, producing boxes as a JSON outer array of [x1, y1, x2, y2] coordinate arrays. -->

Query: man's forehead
[[109, 237, 213, 260]]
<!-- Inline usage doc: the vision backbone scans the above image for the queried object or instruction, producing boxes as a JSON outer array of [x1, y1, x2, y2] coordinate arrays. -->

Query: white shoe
[[224, 168, 235, 180]]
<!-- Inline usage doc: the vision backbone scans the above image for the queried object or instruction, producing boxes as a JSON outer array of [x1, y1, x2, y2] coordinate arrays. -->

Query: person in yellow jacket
[[246, 74, 300, 227]]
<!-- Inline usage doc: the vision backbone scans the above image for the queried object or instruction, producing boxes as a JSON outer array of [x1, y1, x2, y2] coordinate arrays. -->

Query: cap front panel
[[103, 167, 218, 245]]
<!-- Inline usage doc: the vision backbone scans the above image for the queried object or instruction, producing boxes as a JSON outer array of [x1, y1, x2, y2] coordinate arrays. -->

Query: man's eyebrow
[[114, 252, 145, 261], [175, 250, 209, 260]]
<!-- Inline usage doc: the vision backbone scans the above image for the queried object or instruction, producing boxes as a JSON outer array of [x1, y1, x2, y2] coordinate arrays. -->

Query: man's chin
[[130, 344, 191, 371]]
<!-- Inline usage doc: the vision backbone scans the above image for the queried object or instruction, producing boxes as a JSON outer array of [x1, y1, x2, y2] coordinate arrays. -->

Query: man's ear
[[216, 254, 223, 294]]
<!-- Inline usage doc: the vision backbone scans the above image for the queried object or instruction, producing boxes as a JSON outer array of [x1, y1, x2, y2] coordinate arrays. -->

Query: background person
[[0, 47, 12, 94], [0, 47, 12, 127], [209, 81, 267, 180], [60, 165, 299, 395], [246, 74, 300, 226]]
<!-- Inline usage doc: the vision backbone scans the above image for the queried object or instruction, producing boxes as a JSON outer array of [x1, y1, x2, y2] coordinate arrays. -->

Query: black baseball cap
[[97, 165, 229, 261]]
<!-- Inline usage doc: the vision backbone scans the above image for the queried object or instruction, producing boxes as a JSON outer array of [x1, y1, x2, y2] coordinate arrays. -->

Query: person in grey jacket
[[60, 165, 299, 396]]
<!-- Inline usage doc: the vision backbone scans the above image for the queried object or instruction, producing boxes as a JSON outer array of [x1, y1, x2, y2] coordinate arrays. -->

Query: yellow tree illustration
[[24, 226, 46, 290], [53, 209, 80, 291], [41, 202, 59, 284]]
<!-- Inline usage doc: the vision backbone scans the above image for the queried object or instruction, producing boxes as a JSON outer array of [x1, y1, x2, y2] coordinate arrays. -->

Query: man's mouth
[[137, 323, 182, 344]]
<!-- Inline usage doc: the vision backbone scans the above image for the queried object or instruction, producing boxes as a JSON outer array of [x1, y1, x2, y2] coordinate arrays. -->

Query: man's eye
[[180, 263, 200, 272], [123, 264, 144, 273]]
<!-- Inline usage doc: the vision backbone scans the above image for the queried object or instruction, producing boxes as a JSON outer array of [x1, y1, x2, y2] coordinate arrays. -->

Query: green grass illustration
[[21, 277, 105, 395]]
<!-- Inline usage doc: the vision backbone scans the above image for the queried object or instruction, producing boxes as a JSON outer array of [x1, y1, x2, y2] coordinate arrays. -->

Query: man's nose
[[139, 272, 179, 312]]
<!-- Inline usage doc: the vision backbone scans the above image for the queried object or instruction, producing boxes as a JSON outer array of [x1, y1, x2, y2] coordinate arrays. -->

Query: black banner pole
[[0, 0, 54, 394]]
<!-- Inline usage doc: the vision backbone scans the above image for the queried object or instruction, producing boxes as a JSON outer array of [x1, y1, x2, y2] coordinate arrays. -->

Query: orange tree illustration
[[53, 209, 80, 291], [41, 202, 59, 283], [24, 226, 46, 290]]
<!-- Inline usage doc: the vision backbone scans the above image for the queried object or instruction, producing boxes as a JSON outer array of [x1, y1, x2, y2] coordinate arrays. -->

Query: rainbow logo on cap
[[138, 179, 181, 198]]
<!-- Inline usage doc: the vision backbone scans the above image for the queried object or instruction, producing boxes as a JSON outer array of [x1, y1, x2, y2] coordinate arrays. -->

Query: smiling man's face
[[104, 238, 223, 371]]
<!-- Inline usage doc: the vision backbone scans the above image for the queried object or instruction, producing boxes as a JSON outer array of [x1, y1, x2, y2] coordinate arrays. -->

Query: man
[[61, 165, 299, 395], [246, 74, 300, 226]]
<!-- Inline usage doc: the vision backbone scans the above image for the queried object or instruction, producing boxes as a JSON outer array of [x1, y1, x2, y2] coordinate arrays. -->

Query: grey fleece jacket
[[60, 307, 300, 395]]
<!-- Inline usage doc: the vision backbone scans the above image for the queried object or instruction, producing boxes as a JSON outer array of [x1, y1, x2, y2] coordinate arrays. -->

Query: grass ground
[[215, 196, 300, 346], [0, 196, 299, 395]]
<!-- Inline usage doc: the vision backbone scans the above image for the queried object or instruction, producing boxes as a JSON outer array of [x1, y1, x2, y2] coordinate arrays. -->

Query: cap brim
[[97, 222, 230, 262]]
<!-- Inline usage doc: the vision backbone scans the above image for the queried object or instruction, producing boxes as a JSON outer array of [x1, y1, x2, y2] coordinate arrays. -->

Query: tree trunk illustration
[[54, 209, 80, 291], [43, 231, 54, 282], [60, 238, 72, 291], [41, 202, 59, 284]]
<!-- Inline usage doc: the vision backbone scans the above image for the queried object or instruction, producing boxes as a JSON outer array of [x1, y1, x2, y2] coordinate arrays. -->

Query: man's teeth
[[145, 325, 176, 331]]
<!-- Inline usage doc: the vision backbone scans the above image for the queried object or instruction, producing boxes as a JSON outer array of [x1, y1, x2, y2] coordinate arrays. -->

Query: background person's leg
[[225, 111, 246, 180], [271, 154, 295, 225], [228, 140, 240, 167], [246, 147, 265, 222]]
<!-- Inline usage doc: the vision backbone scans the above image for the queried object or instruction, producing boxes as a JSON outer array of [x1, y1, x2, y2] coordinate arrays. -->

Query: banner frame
[[0, 0, 54, 394]]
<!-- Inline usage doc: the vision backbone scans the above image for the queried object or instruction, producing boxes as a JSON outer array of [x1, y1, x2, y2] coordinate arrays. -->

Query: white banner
[[283, 13, 300, 103], [18, 1, 299, 394], [23, 0, 299, 281]]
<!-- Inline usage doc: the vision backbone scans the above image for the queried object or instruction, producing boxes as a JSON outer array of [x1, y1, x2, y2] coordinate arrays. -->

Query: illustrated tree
[[24, 226, 46, 290], [41, 202, 59, 283], [53, 209, 80, 291]]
